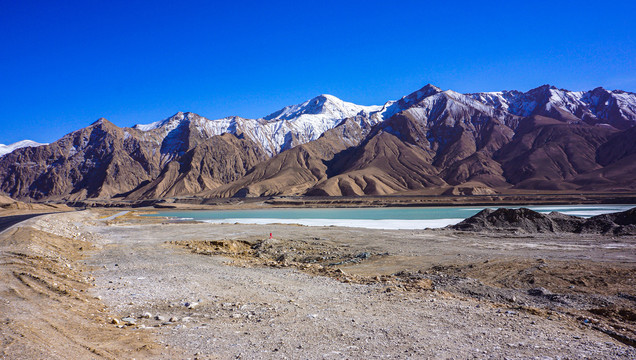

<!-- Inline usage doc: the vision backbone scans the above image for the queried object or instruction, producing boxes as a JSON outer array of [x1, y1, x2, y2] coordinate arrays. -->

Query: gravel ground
[[66, 210, 635, 359], [1, 210, 633, 359]]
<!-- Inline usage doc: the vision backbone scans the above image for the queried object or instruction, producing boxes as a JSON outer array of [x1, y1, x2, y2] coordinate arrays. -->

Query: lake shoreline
[[143, 204, 636, 230], [62, 192, 636, 210]]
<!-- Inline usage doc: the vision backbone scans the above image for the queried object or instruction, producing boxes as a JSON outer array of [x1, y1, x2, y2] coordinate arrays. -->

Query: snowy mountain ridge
[[3, 85, 634, 160], [469, 86, 636, 128], [0, 140, 47, 157], [133, 94, 390, 157], [127, 84, 636, 157]]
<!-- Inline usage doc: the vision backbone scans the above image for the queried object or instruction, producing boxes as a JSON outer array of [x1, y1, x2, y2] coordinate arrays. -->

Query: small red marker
[[269, 232, 273, 239]]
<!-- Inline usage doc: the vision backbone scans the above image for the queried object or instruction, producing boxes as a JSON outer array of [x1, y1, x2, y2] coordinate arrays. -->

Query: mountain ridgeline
[[1, 84, 635, 201]]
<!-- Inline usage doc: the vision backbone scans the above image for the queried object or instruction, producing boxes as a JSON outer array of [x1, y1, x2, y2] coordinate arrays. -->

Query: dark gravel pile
[[451, 207, 636, 235]]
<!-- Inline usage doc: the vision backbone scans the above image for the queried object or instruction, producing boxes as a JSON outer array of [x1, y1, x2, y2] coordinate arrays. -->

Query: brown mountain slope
[[308, 131, 445, 196], [439, 152, 509, 188], [596, 125, 636, 166], [0, 194, 15, 205], [307, 89, 517, 196], [570, 126, 636, 191], [0, 113, 268, 202], [571, 155, 636, 191], [125, 133, 266, 199], [495, 116, 617, 190], [433, 118, 513, 187], [204, 116, 372, 198], [0, 119, 162, 200]]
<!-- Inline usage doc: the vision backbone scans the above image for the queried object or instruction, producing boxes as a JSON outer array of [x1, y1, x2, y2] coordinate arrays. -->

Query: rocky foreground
[[0, 209, 635, 359]]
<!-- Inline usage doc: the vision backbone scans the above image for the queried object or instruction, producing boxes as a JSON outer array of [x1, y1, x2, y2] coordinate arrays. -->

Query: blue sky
[[1, 0, 634, 143]]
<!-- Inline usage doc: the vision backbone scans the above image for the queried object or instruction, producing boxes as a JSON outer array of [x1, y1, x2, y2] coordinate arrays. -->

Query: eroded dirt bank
[[0, 211, 173, 359], [1, 210, 635, 359]]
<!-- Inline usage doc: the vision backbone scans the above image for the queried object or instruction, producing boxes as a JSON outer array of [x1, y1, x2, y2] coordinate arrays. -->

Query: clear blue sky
[[1, 0, 634, 144]]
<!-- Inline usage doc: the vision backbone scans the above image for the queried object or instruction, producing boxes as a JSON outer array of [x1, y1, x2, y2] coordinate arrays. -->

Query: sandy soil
[[0, 209, 635, 359], [0, 212, 171, 359]]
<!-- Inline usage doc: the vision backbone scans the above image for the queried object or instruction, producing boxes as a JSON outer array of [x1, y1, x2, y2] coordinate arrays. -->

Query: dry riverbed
[[1, 209, 635, 359]]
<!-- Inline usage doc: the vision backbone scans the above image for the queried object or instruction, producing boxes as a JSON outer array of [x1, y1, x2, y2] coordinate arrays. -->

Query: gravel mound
[[579, 207, 636, 235], [451, 207, 636, 235]]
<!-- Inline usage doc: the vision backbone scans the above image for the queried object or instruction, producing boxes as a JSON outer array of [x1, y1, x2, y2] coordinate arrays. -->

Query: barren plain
[[1, 209, 635, 359]]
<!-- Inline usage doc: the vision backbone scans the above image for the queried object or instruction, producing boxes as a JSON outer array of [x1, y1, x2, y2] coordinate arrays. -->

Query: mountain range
[[1, 84, 635, 202]]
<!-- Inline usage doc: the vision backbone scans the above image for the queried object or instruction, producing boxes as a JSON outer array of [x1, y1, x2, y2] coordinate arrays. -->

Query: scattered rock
[[528, 287, 551, 296], [121, 317, 136, 325], [185, 302, 199, 309]]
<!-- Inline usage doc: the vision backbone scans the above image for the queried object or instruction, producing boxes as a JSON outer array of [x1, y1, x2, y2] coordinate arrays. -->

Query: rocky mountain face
[[205, 115, 376, 198], [0, 119, 263, 201], [125, 133, 267, 200], [309, 86, 518, 196], [217, 84, 635, 198], [0, 119, 161, 200], [1, 84, 635, 201]]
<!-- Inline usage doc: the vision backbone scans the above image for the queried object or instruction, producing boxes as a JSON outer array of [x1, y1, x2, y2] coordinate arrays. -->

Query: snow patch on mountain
[[470, 86, 636, 128], [134, 112, 192, 132], [373, 84, 443, 122], [469, 90, 537, 116], [0, 140, 47, 157]]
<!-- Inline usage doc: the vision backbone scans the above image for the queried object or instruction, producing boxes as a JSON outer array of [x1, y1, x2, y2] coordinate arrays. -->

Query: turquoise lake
[[146, 204, 635, 230]]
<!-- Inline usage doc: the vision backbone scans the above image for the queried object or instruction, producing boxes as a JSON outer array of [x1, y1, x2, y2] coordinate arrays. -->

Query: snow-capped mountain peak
[[412, 83, 442, 97], [372, 84, 444, 121], [395, 84, 442, 107], [264, 94, 381, 121], [0, 140, 47, 157], [133, 111, 194, 132]]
